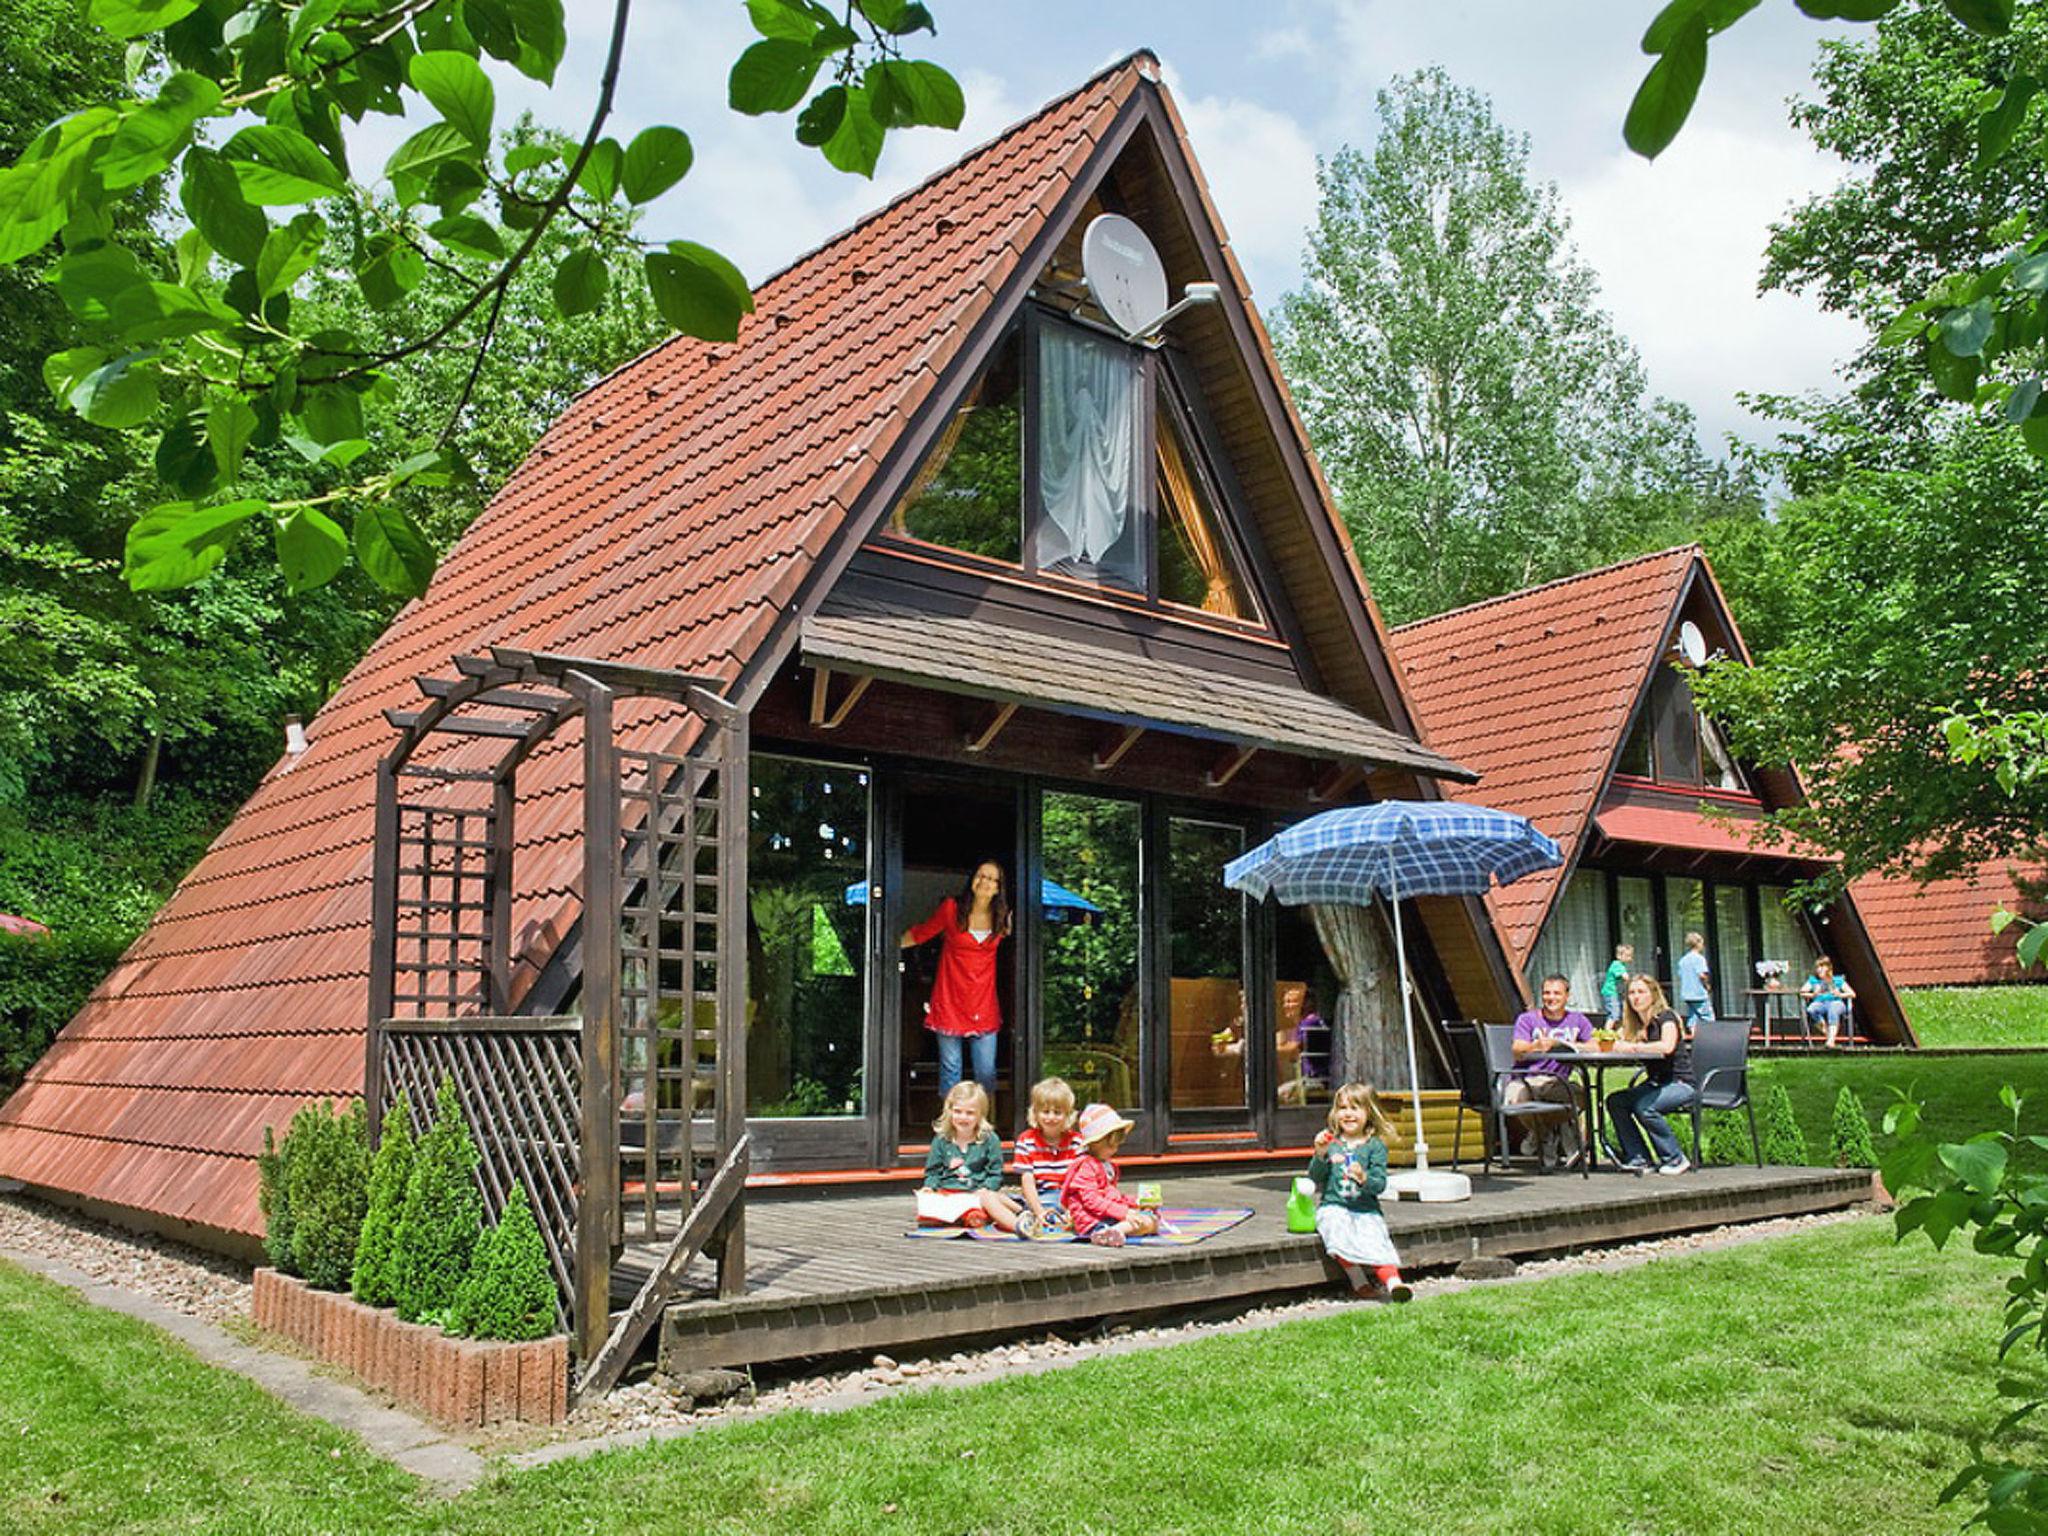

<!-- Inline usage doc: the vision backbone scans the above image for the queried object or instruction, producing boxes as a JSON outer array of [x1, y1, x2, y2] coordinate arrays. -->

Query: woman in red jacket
[[902, 861, 1011, 1096]]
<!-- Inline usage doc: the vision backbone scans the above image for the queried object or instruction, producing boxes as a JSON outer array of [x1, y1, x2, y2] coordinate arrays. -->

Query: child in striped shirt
[[1011, 1077, 1081, 1238]]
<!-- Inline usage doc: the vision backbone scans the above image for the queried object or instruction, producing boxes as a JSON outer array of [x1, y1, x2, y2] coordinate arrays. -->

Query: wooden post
[[714, 702, 749, 1297], [365, 755, 400, 1133], [488, 776, 516, 1015], [572, 675, 619, 1365]]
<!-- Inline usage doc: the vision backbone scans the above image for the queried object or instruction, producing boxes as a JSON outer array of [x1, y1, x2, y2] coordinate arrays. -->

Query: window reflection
[[1040, 792, 1142, 1109], [891, 332, 1022, 562], [1168, 817, 1247, 1112]]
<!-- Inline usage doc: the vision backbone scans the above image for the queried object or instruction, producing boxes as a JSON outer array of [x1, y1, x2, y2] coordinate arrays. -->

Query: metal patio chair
[[1444, 1021, 1572, 1174], [1687, 1018, 1762, 1167]]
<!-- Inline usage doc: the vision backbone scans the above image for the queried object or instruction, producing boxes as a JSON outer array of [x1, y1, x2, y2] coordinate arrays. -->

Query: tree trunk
[[133, 732, 161, 810]]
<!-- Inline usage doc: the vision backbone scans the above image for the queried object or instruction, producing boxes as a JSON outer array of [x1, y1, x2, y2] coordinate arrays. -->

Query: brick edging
[[251, 1269, 565, 1427]]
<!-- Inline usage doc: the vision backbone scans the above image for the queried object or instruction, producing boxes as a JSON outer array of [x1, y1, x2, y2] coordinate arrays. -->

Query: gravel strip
[[0, 1189, 251, 1326]]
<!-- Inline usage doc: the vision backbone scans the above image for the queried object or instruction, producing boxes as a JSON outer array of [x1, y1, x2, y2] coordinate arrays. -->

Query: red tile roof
[[1391, 548, 1698, 963], [1852, 866, 2048, 987], [0, 58, 1154, 1242]]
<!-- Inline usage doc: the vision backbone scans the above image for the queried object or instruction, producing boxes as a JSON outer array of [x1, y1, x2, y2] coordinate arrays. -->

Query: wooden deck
[[627, 1163, 1873, 1376]]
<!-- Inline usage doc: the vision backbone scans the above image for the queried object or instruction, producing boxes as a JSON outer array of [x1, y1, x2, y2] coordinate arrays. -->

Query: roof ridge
[[1391, 544, 1701, 633]]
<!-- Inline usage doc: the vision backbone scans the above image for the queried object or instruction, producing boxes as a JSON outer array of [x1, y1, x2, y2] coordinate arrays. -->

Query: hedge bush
[[285, 1100, 369, 1290], [448, 1184, 558, 1341], [1830, 1085, 1879, 1169], [257, 1122, 297, 1274], [351, 1097, 414, 1307], [1757, 1081, 1811, 1165], [391, 1076, 482, 1325]]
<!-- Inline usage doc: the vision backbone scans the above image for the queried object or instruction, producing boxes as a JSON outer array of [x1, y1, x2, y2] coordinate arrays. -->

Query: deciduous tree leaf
[[222, 124, 346, 204], [795, 84, 846, 147], [357, 233, 426, 310], [1940, 299, 1996, 357], [207, 394, 259, 482], [2019, 921, 2048, 969], [865, 59, 963, 129], [1625, 15, 1710, 158], [69, 351, 159, 428], [410, 51, 495, 148], [297, 383, 364, 445], [1942, 0, 2015, 37], [747, 0, 818, 40], [385, 121, 477, 184], [154, 412, 218, 497], [88, 0, 202, 39], [256, 213, 325, 298], [578, 138, 622, 202], [43, 346, 107, 403], [820, 84, 884, 176], [179, 148, 268, 267], [1942, 1138, 2011, 1195], [99, 71, 221, 190], [644, 241, 754, 341], [729, 38, 820, 114], [621, 126, 693, 204], [551, 246, 608, 317], [353, 502, 437, 596], [122, 499, 263, 589], [275, 507, 348, 593], [50, 244, 143, 324], [426, 213, 504, 259], [471, 0, 566, 84], [0, 107, 120, 263]]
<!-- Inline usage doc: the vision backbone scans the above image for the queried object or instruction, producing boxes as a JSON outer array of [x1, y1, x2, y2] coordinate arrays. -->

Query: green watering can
[[1285, 1176, 1318, 1234]]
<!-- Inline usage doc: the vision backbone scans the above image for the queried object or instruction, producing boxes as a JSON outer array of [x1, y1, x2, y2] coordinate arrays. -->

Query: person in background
[[902, 860, 1011, 1097], [1608, 974, 1695, 1176], [1800, 955, 1857, 1049], [1600, 943, 1635, 1025], [1675, 931, 1714, 1029], [1508, 973, 1594, 1170]]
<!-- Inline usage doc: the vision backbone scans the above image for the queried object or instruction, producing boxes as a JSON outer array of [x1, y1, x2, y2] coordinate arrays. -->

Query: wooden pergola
[[366, 646, 750, 1396]]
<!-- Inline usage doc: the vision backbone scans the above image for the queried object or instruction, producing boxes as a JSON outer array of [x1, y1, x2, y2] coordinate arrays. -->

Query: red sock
[[1374, 1265, 1402, 1285]]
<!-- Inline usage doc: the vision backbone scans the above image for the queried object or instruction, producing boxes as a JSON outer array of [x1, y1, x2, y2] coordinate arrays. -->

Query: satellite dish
[[1677, 620, 1709, 667], [1081, 214, 1169, 338]]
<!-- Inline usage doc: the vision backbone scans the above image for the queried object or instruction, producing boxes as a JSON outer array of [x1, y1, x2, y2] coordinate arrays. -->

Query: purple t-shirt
[[1511, 1008, 1594, 1078]]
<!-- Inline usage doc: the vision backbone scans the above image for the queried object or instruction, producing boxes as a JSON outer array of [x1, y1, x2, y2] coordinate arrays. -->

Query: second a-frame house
[[1392, 547, 1911, 1045], [0, 53, 1522, 1268]]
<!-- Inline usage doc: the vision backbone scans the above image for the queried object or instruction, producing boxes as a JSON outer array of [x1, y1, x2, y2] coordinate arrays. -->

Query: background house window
[[1621, 665, 1746, 791], [1031, 319, 1146, 594], [1528, 870, 1607, 1010], [890, 331, 1023, 562]]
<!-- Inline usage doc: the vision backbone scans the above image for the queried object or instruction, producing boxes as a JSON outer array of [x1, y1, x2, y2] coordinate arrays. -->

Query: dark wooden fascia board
[[730, 91, 1150, 715], [1127, 87, 1414, 735]]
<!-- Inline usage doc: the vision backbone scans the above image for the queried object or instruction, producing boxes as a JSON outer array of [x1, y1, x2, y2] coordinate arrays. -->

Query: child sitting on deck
[[1059, 1103, 1159, 1248], [918, 1083, 1024, 1232], [1011, 1077, 1082, 1238], [1306, 1082, 1411, 1302]]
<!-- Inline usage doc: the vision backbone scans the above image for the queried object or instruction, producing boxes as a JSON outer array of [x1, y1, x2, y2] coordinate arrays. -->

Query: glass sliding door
[[1166, 817, 1249, 1119], [1039, 791, 1143, 1113], [1529, 870, 1607, 1011], [746, 756, 870, 1118], [1664, 876, 1706, 997], [1616, 875, 1656, 983], [1713, 883, 1752, 999]]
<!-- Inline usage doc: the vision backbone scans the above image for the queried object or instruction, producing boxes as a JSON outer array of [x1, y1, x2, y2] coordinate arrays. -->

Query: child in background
[[919, 1083, 1024, 1232], [1600, 943, 1634, 1025], [1306, 1082, 1411, 1301], [1059, 1103, 1160, 1248], [1011, 1077, 1081, 1238]]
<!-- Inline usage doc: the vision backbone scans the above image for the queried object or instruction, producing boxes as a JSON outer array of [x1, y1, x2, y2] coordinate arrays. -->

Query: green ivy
[[350, 1097, 413, 1307], [390, 1076, 481, 1326], [447, 1183, 558, 1341]]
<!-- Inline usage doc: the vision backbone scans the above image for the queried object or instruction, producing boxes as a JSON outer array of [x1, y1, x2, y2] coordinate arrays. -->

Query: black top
[[1640, 1008, 1692, 1087]]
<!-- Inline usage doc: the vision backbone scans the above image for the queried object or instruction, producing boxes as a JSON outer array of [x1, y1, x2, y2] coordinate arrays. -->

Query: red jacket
[[1059, 1153, 1137, 1235], [907, 897, 1005, 1036]]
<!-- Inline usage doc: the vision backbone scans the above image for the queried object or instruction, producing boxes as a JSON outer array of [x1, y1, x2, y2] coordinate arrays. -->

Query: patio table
[[1539, 1045, 1673, 1176], [1742, 987, 1805, 1047]]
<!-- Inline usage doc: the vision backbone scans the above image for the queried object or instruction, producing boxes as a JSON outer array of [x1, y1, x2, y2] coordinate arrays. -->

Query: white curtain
[[1036, 325, 1135, 568], [1309, 902, 1403, 1091], [1529, 871, 1606, 1009]]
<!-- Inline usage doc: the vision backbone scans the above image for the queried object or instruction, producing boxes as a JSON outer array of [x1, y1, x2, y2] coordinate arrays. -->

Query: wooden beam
[[806, 668, 872, 730], [383, 709, 535, 740], [416, 677, 569, 714], [1092, 724, 1144, 772], [1206, 743, 1258, 789], [1311, 763, 1365, 803], [963, 701, 1019, 754]]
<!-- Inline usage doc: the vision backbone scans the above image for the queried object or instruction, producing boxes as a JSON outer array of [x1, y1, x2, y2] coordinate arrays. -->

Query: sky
[[435, 1, 1873, 452]]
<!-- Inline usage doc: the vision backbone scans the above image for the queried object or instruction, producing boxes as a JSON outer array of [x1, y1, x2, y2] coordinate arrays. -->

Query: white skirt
[[1315, 1204, 1401, 1267]]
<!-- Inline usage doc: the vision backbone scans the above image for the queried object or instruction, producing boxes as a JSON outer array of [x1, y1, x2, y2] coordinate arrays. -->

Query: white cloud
[[1161, 71, 1321, 301]]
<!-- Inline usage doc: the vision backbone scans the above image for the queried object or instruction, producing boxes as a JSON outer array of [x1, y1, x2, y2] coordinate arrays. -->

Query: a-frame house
[[0, 52, 1522, 1322], [1392, 546, 1911, 1045]]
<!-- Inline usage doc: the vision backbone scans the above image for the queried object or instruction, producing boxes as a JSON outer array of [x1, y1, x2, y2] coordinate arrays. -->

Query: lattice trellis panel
[[382, 1020, 580, 1330], [617, 747, 727, 1242], [388, 802, 500, 1018]]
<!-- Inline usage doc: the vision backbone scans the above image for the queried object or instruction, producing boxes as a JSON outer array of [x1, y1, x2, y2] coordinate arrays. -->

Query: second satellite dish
[[1081, 214, 1169, 338], [1677, 620, 1709, 667]]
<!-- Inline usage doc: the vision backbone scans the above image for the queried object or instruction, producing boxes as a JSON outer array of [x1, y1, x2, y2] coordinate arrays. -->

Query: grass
[[1901, 985, 2048, 1049], [1754, 1050, 2048, 1171], [4, 1217, 2043, 1535]]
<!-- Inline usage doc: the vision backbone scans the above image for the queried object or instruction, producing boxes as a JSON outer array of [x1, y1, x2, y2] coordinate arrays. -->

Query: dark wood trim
[[1017, 786, 1045, 1129], [570, 672, 619, 1363], [808, 668, 872, 731], [871, 772, 905, 1167], [1093, 724, 1145, 772], [1139, 794, 1171, 1154], [715, 705, 750, 1295], [963, 701, 1018, 754], [1206, 744, 1257, 789]]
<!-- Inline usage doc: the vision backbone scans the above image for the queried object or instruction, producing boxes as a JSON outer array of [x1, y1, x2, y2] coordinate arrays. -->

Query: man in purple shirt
[[1509, 973, 1595, 1170]]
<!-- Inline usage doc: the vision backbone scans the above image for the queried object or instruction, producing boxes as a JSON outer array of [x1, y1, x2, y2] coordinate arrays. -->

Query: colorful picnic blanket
[[906, 1207, 1254, 1246]]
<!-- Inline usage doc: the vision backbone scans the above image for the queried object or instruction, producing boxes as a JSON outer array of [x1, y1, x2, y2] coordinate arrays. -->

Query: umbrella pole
[[1389, 869, 1427, 1171]]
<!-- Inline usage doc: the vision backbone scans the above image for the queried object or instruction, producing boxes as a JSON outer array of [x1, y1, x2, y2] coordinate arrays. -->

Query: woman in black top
[[1607, 974, 1696, 1175]]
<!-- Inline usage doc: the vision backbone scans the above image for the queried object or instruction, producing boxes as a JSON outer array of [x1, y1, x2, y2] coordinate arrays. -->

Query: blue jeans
[[1682, 997, 1713, 1029], [935, 1030, 998, 1096], [1807, 998, 1846, 1030], [1608, 1079, 1698, 1167]]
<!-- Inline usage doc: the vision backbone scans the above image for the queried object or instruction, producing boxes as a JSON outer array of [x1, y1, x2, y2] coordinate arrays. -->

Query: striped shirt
[[1012, 1127, 1082, 1199]]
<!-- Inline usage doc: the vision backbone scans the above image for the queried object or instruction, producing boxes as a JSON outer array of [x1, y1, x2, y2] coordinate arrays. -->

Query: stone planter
[[251, 1268, 565, 1427]]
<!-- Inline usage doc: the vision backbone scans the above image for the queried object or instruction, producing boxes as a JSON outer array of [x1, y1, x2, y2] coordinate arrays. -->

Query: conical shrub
[[447, 1184, 559, 1341], [391, 1076, 482, 1325], [1757, 1080, 1810, 1165], [287, 1099, 370, 1290], [1702, 1107, 1754, 1166], [257, 1121, 297, 1273], [1830, 1085, 1879, 1169], [351, 1097, 415, 1307]]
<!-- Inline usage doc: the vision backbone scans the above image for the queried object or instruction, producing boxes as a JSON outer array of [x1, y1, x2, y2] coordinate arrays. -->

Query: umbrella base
[[1385, 1169, 1472, 1203]]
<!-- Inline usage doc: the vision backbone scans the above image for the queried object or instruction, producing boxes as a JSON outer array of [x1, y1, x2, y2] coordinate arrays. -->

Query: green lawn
[[3, 1217, 2042, 1535], [1902, 985, 2048, 1048], [1755, 1050, 2048, 1171]]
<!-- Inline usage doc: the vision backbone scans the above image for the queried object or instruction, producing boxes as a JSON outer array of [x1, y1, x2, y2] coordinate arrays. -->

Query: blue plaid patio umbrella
[[1224, 802, 1561, 1186]]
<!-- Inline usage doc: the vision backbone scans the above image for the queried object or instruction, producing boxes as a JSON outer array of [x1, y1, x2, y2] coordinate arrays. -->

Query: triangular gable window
[[1620, 666, 1748, 792], [884, 307, 1268, 630]]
